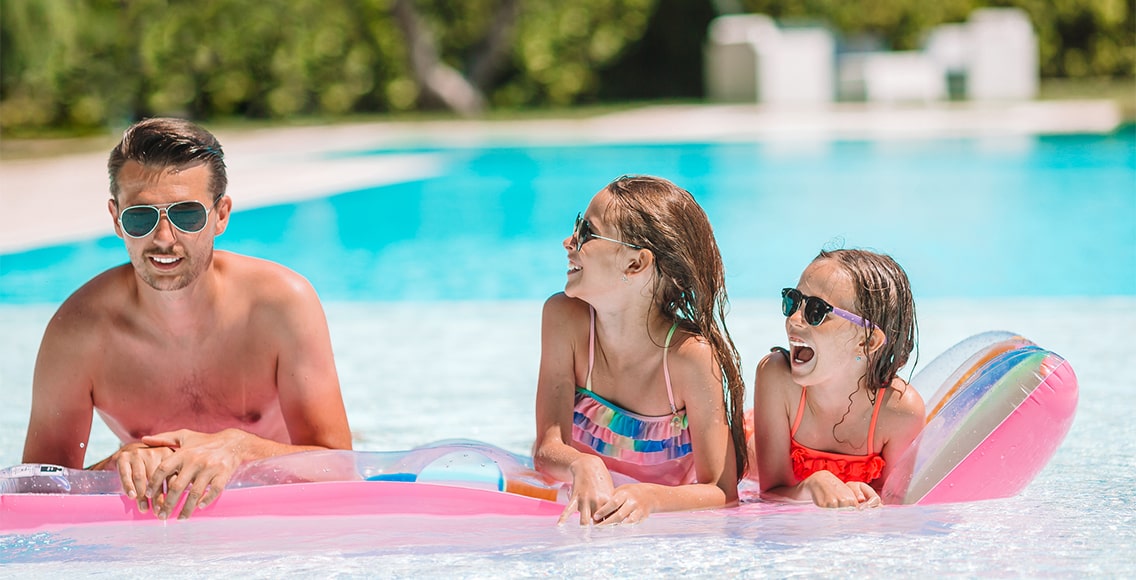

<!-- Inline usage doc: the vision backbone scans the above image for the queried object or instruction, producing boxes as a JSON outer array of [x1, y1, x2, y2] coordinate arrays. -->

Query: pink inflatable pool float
[[882, 331, 1079, 504], [1, 441, 567, 531], [2, 332, 1078, 530]]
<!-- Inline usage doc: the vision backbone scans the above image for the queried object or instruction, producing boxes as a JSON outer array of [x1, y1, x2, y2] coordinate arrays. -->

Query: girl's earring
[[621, 274, 629, 284], [855, 356, 863, 362]]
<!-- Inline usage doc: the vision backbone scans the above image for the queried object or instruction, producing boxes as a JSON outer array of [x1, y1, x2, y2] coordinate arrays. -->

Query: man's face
[[108, 160, 230, 292]]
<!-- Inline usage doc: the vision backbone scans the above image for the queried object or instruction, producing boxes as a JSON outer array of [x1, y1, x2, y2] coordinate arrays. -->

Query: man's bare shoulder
[[214, 251, 320, 305], [52, 264, 135, 324]]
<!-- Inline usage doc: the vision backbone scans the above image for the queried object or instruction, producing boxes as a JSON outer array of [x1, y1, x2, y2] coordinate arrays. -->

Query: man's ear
[[108, 198, 123, 239], [213, 196, 232, 236]]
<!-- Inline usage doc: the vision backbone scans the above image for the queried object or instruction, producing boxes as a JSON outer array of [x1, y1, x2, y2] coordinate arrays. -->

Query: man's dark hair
[[108, 118, 227, 202]]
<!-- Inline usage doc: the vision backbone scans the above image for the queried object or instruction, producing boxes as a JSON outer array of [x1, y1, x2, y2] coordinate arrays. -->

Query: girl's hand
[[558, 454, 615, 525], [846, 481, 881, 508], [593, 483, 654, 525], [804, 470, 877, 509]]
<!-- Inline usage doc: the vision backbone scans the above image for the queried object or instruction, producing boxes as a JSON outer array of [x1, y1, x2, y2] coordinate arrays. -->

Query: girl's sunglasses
[[572, 213, 642, 252], [781, 287, 880, 331], [118, 200, 214, 239]]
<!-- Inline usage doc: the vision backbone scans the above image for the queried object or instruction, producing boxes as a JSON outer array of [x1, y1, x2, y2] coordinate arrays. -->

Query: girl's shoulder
[[880, 378, 926, 428], [755, 348, 793, 382], [541, 292, 590, 322], [753, 348, 797, 401], [665, 329, 716, 381]]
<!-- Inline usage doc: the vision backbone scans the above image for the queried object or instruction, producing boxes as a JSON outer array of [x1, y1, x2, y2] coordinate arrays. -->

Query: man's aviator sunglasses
[[781, 287, 881, 332], [117, 200, 215, 239], [572, 213, 642, 252]]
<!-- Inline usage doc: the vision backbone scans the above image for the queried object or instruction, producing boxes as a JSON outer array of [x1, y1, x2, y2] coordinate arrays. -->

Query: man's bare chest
[[91, 332, 282, 439]]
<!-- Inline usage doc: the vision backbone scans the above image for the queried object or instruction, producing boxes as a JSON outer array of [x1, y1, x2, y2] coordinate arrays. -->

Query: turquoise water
[[1, 126, 1134, 576], [2, 127, 1133, 303]]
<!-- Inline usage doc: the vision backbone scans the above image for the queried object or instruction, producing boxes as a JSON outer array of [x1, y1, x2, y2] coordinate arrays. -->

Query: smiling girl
[[533, 175, 747, 525], [752, 249, 925, 508]]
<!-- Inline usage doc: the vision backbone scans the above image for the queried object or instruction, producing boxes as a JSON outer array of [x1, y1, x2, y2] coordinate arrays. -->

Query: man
[[22, 117, 352, 520]]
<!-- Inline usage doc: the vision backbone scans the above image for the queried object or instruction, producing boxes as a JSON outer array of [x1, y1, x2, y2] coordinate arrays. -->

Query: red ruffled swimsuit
[[789, 386, 886, 484]]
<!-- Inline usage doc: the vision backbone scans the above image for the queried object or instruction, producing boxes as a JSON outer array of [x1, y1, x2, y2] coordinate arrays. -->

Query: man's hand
[[108, 442, 176, 512], [140, 428, 252, 520]]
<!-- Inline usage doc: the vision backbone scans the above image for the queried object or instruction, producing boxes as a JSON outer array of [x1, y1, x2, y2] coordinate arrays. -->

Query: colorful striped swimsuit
[[571, 309, 696, 486]]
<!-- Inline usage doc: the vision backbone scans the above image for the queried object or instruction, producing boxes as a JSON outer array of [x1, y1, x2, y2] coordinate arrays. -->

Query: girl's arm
[[592, 336, 738, 524], [753, 352, 814, 502], [532, 293, 616, 524]]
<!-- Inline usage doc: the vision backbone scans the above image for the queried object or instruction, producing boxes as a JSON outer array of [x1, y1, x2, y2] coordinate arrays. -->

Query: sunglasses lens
[[121, 207, 160, 237], [781, 288, 798, 317], [167, 202, 209, 233], [803, 297, 829, 326], [573, 215, 583, 251], [574, 214, 593, 252]]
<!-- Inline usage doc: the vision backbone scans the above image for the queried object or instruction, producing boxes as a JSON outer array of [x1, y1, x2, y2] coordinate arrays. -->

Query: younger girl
[[534, 175, 747, 525], [752, 249, 925, 508]]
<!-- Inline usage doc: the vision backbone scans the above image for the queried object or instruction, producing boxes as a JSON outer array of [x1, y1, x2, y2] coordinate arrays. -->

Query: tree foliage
[[0, 0, 1130, 133]]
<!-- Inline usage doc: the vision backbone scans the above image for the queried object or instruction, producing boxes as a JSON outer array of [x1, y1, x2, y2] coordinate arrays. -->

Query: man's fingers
[[177, 478, 211, 520], [157, 467, 199, 520], [141, 430, 182, 448], [196, 470, 230, 511], [198, 482, 222, 510]]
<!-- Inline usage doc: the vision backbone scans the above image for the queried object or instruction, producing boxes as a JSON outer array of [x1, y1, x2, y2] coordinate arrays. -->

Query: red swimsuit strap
[[866, 386, 887, 452], [791, 385, 889, 453], [790, 387, 808, 438]]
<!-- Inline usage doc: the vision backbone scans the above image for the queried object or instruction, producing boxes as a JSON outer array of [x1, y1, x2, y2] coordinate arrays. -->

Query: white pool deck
[[0, 100, 1123, 253]]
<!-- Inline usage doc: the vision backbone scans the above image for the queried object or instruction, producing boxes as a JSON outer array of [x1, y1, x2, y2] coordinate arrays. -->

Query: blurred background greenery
[[1, 0, 1133, 137]]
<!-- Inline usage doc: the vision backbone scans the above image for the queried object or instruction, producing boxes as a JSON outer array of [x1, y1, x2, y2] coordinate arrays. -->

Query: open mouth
[[567, 262, 581, 274], [789, 339, 815, 364]]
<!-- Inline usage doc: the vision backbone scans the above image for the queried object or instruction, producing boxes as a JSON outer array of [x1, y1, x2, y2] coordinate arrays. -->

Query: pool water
[[2, 130, 1133, 302], [1, 126, 1134, 576]]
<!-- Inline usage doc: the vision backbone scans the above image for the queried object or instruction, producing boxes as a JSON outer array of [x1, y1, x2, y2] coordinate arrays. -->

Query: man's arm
[[271, 270, 353, 451], [22, 306, 98, 469]]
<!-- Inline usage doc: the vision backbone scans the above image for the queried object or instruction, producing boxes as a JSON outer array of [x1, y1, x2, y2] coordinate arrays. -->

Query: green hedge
[[1, 0, 1130, 133]]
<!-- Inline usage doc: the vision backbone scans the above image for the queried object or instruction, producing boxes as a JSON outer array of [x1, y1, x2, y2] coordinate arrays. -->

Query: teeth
[[789, 339, 809, 348], [568, 264, 581, 271], [152, 257, 179, 264]]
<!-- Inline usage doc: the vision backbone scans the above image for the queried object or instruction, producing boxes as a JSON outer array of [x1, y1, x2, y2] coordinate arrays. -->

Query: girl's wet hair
[[603, 175, 748, 478], [816, 248, 918, 393], [108, 117, 228, 202]]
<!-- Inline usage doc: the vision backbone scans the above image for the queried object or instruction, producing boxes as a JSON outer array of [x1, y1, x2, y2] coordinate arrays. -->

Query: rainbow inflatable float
[[882, 331, 1078, 504]]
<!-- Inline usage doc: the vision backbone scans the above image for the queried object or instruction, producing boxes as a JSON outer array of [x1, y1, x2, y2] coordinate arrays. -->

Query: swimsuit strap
[[585, 307, 596, 391], [866, 386, 888, 452], [793, 385, 889, 452], [663, 322, 679, 415], [790, 386, 808, 438]]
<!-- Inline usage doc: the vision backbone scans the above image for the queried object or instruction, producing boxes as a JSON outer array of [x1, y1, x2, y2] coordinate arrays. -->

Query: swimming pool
[[1, 124, 1133, 576]]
